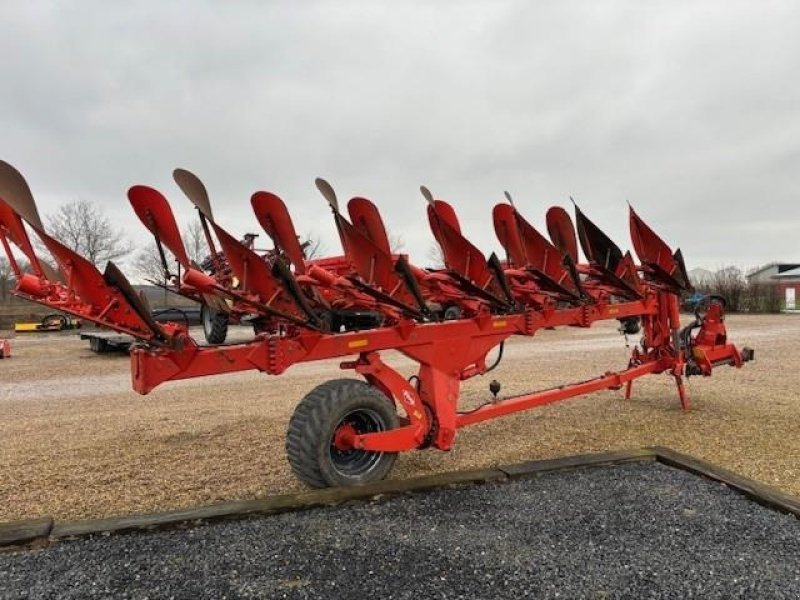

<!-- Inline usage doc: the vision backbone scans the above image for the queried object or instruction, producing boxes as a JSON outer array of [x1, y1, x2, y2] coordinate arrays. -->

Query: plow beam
[[129, 294, 729, 453]]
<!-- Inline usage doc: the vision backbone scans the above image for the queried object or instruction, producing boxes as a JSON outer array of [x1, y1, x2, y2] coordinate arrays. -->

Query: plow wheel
[[286, 379, 399, 488], [200, 302, 229, 344]]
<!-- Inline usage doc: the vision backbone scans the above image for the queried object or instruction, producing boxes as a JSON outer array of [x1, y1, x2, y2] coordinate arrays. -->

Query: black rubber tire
[[286, 379, 399, 488], [443, 304, 462, 320], [89, 337, 110, 354], [42, 313, 67, 330], [201, 303, 229, 344]]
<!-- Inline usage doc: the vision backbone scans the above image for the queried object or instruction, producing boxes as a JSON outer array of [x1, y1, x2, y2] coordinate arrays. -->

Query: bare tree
[[389, 233, 405, 253], [43, 199, 133, 267], [0, 256, 31, 301], [0, 256, 13, 301], [133, 222, 210, 282], [183, 220, 209, 264], [711, 266, 746, 312], [427, 242, 445, 268], [133, 243, 172, 283], [302, 233, 325, 260]]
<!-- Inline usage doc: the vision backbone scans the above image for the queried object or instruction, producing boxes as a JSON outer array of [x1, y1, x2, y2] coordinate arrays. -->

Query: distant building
[[746, 263, 800, 311]]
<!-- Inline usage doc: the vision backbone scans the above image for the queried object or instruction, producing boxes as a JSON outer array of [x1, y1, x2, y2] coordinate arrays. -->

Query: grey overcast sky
[[2, 0, 798, 271]]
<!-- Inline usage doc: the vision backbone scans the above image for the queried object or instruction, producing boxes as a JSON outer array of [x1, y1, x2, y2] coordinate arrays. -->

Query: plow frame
[[0, 158, 753, 488], [130, 290, 740, 456]]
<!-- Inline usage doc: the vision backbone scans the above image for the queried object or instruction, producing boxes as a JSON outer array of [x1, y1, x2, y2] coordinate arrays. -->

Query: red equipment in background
[[0, 160, 753, 488]]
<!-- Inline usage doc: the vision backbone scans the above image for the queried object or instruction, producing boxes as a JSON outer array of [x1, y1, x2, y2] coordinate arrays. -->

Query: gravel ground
[[0, 314, 799, 522], [2, 462, 799, 599]]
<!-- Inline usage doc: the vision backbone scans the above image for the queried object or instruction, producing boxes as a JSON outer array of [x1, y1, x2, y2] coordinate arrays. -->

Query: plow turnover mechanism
[[0, 160, 753, 488]]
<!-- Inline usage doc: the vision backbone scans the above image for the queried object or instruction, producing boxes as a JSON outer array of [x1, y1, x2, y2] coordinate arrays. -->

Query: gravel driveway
[[2, 462, 799, 599]]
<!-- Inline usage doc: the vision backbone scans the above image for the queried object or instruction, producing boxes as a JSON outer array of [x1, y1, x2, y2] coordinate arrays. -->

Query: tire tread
[[286, 379, 398, 488]]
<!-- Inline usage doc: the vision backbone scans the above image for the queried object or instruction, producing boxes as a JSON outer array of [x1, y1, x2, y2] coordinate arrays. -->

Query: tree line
[[691, 266, 784, 313]]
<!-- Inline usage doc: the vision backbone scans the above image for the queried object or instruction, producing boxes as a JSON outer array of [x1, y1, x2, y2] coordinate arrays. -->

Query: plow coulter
[[0, 160, 753, 488]]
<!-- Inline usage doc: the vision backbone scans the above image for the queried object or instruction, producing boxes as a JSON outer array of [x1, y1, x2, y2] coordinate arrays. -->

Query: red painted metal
[[546, 206, 579, 263], [493, 201, 581, 301], [251, 191, 307, 274], [630, 206, 691, 291], [128, 185, 192, 268], [427, 197, 507, 303], [348, 197, 393, 257], [0, 161, 753, 474]]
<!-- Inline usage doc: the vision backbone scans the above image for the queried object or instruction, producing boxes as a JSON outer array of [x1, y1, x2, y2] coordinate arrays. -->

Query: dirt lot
[[1, 314, 798, 522]]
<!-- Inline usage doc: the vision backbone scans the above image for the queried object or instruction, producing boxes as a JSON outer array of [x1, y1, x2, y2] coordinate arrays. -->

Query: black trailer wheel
[[89, 337, 109, 354], [201, 303, 229, 344], [286, 379, 399, 488], [41, 313, 68, 330]]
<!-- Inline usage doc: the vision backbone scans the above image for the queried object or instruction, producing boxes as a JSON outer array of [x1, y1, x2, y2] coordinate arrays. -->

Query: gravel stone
[[2, 462, 799, 599]]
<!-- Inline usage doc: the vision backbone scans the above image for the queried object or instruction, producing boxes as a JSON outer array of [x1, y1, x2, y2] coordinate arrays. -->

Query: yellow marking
[[14, 323, 39, 332], [493, 320, 507, 328], [348, 339, 369, 349]]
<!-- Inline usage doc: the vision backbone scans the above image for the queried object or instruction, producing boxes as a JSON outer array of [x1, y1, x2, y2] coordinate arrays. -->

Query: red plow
[[0, 160, 753, 488]]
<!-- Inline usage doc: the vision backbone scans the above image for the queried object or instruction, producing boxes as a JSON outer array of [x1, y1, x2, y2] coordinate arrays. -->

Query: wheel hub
[[328, 408, 385, 477]]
